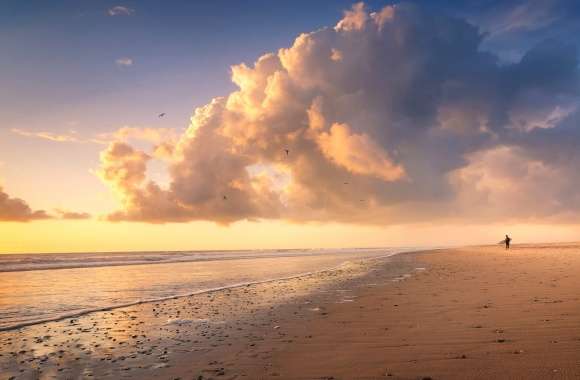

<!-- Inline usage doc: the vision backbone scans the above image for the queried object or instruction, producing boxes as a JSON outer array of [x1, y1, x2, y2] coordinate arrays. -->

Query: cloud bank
[[98, 2, 580, 225], [0, 186, 93, 222], [0, 187, 50, 222]]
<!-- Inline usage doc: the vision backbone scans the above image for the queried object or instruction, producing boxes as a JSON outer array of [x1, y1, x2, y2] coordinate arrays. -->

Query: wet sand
[[0, 254, 420, 379], [3, 244, 580, 379], [239, 244, 580, 380]]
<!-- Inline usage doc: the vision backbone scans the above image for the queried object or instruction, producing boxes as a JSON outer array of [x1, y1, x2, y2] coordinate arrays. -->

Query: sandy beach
[[250, 244, 580, 380], [3, 244, 580, 379]]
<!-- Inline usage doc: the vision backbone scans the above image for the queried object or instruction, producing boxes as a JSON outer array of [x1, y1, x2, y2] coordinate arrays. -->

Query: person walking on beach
[[505, 234, 512, 250]]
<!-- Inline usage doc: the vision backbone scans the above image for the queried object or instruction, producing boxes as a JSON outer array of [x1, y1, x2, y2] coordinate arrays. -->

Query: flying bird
[[284, 149, 289, 156], [158, 113, 166, 118], [223, 195, 227, 201], [343, 182, 349, 185]]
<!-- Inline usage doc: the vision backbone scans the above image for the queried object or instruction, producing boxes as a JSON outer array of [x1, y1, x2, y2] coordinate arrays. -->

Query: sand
[[3, 244, 580, 379]]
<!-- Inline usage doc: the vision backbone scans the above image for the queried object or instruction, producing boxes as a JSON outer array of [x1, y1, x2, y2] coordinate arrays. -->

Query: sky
[[1, 0, 580, 253]]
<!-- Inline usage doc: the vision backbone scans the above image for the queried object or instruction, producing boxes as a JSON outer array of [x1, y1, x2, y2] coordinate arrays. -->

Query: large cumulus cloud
[[98, 2, 580, 225]]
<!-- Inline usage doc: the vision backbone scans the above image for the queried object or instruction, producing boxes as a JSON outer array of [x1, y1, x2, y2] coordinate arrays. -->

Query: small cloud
[[115, 57, 134, 67], [10, 128, 108, 144], [11, 128, 80, 143], [107, 5, 134, 17], [0, 185, 91, 222], [54, 209, 92, 220], [0, 186, 51, 222], [330, 48, 343, 61], [98, 126, 178, 144], [11, 126, 177, 146], [478, 0, 561, 37]]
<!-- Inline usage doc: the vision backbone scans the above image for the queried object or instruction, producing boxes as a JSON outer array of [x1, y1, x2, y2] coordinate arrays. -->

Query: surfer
[[504, 234, 511, 250]]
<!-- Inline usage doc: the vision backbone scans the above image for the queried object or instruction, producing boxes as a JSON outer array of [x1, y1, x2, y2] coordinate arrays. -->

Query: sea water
[[0, 247, 420, 331]]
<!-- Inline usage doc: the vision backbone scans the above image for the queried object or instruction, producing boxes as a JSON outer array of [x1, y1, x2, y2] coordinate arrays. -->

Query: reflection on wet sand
[[0, 254, 421, 379]]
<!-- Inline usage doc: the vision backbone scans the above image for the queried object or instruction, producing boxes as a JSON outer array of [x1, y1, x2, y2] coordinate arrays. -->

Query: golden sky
[[3, 219, 580, 254]]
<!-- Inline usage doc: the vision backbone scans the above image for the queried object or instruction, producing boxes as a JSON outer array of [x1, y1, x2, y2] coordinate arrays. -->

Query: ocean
[[0, 247, 419, 331]]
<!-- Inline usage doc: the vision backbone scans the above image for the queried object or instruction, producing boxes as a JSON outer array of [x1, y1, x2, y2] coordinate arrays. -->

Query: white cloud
[[115, 57, 134, 67], [107, 5, 134, 17]]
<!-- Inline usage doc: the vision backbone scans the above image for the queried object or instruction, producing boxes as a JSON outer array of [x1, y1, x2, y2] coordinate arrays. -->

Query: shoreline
[[0, 249, 416, 332]]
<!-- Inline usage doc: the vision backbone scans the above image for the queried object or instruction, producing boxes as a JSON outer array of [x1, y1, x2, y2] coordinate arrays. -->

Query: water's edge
[[0, 249, 433, 332]]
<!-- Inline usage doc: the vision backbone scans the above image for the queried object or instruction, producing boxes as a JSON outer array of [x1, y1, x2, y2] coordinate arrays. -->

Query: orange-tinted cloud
[[0, 187, 51, 222], [101, 126, 178, 144], [54, 209, 92, 220], [12, 126, 178, 147], [11, 128, 82, 143], [315, 122, 405, 182]]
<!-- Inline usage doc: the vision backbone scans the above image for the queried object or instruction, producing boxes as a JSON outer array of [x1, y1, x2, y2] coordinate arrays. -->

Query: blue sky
[[1, 1, 394, 131], [2, 0, 578, 135]]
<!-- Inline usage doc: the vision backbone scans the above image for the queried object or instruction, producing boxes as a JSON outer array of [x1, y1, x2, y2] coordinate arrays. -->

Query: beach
[[2, 244, 580, 379]]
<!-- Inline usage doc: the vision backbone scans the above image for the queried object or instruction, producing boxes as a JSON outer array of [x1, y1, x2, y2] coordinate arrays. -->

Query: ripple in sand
[[392, 274, 412, 282], [165, 319, 195, 325]]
